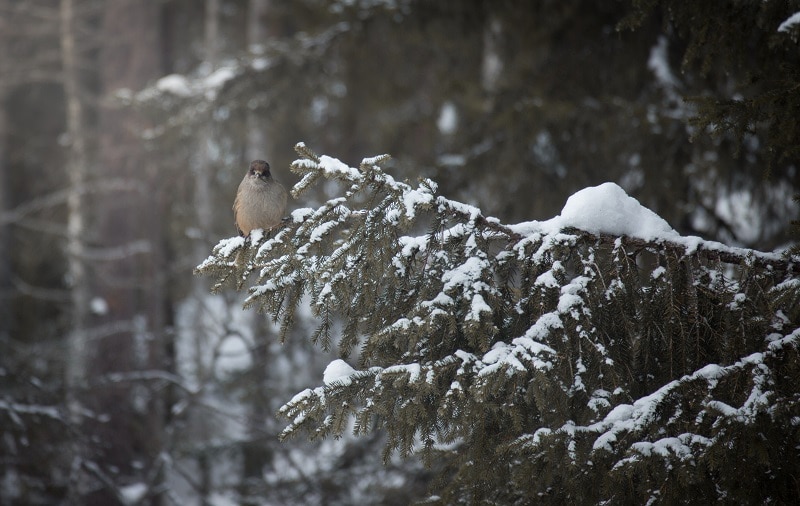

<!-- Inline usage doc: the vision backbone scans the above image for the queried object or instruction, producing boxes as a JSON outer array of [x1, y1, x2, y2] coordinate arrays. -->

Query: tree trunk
[[60, 0, 90, 410], [59, 2, 93, 502], [89, 0, 166, 503], [188, 1, 222, 501], [0, 97, 9, 341], [246, 0, 272, 161]]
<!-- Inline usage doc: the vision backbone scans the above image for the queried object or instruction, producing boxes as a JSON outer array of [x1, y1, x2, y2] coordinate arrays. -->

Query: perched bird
[[233, 160, 288, 236]]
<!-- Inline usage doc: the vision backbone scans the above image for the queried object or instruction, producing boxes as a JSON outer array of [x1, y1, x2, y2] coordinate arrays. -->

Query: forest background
[[1, 0, 798, 504]]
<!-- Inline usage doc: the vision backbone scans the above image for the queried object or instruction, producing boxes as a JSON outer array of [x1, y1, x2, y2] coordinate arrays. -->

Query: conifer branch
[[195, 144, 800, 503]]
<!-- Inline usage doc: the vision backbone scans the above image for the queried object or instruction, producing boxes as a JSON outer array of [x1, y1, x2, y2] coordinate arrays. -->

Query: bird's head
[[248, 160, 271, 181]]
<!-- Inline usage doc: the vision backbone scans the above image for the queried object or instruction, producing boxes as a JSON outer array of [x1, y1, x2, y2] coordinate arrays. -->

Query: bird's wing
[[233, 192, 244, 236]]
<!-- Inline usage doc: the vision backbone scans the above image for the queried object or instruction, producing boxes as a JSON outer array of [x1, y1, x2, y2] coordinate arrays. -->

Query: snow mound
[[557, 182, 678, 241], [323, 359, 356, 386]]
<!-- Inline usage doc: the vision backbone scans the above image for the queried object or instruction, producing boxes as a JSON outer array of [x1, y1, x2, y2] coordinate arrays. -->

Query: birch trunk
[[60, 0, 90, 414], [60, 1, 93, 502]]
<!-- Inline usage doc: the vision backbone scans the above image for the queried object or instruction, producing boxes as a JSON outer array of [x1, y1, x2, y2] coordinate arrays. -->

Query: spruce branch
[[195, 144, 800, 500]]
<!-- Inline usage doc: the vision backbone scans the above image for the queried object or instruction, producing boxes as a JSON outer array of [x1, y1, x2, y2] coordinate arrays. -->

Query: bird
[[233, 160, 288, 237]]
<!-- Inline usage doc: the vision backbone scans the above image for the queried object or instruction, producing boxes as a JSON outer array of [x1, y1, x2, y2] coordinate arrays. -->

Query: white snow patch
[[90, 297, 109, 315], [175, 294, 257, 390], [438, 153, 466, 166], [778, 12, 800, 33], [251, 57, 272, 71], [506, 183, 681, 244], [398, 234, 428, 256], [651, 266, 667, 280], [535, 268, 561, 288], [155, 74, 192, 97], [441, 197, 481, 221], [401, 188, 435, 220], [120, 482, 148, 504], [383, 363, 422, 382], [215, 336, 252, 377], [291, 207, 315, 222], [208, 491, 239, 506], [287, 388, 315, 406], [319, 155, 362, 180], [442, 256, 488, 292], [524, 312, 563, 341], [202, 66, 237, 100], [631, 437, 691, 460], [437, 101, 459, 134], [558, 182, 678, 240], [467, 293, 492, 321], [648, 35, 681, 92], [215, 236, 246, 259], [310, 220, 339, 243], [323, 359, 356, 386]]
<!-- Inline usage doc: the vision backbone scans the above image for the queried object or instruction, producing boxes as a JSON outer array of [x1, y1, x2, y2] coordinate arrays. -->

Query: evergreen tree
[[621, 0, 800, 168], [198, 143, 800, 504]]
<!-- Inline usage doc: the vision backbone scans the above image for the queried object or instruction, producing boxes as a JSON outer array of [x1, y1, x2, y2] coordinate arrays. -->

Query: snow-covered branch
[[196, 144, 800, 504]]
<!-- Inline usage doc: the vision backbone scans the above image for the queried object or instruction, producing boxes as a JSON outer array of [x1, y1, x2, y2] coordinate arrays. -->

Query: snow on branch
[[196, 144, 800, 497]]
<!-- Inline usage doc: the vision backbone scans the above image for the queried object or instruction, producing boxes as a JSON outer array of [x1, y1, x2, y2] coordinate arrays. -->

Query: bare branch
[[0, 179, 144, 226]]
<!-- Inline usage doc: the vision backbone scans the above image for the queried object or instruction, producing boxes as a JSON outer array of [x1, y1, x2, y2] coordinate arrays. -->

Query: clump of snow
[[324, 359, 356, 386], [651, 266, 667, 280], [480, 342, 527, 376], [467, 293, 492, 321], [292, 207, 315, 222], [319, 155, 362, 180], [401, 187, 435, 220], [90, 297, 109, 315], [215, 336, 253, 377], [120, 482, 148, 504], [201, 66, 237, 100], [557, 182, 678, 240], [437, 101, 458, 135], [506, 182, 679, 242], [648, 35, 681, 92], [251, 57, 272, 71], [778, 12, 800, 33], [155, 74, 192, 97], [210, 236, 245, 260], [143, 64, 238, 103]]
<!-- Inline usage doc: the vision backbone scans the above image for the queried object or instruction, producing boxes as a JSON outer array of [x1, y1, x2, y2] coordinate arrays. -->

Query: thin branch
[[13, 276, 71, 302], [0, 179, 144, 226]]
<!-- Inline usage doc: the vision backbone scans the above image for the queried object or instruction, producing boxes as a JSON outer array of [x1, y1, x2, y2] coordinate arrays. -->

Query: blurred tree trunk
[[0, 97, 9, 341], [194, 0, 218, 251], [192, 1, 220, 501], [89, 0, 167, 503], [246, 0, 272, 161], [0, 7, 7, 343], [241, 2, 274, 502], [60, 0, 90, 407], [59, 1, 94, 502]]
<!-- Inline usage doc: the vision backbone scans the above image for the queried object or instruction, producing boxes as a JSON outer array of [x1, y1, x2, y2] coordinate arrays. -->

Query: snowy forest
[[2, 1, 800, 505]]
